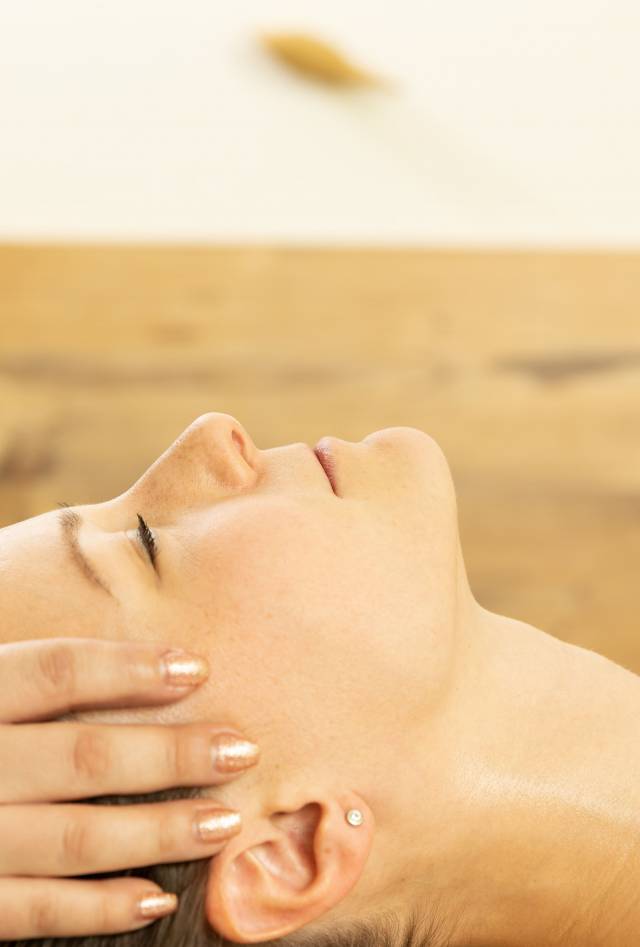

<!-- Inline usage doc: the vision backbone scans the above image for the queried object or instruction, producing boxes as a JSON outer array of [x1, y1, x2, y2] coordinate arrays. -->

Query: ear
[[204, 794, 374, 943]]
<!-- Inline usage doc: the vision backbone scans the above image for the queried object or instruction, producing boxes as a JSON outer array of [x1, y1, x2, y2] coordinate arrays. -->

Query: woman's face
[[0, 413, 472, 794]]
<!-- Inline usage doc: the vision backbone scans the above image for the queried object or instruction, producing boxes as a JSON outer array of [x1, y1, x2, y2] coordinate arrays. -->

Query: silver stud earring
[[345, 808, 364, 826]]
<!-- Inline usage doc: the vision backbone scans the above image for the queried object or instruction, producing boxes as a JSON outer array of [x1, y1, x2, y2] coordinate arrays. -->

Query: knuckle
[[157, 810, 181, 856], [72, 728, 111, 782], [93, 893, 117, 932], [165, 728, 194, 784], [37, 643, 77, 696], [29, 893, 60, 935], [61, 815, 92, 868]]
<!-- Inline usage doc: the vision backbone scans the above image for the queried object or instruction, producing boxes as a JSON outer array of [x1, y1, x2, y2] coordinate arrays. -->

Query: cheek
[[133, 477, 459, 715], [184, 511, 457, 729]]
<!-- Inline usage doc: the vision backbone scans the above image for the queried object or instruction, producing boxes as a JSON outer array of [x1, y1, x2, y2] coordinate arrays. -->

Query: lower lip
[[313, 440, 338, 494]]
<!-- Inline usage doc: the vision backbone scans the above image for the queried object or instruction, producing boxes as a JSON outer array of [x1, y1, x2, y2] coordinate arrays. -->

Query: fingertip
[[160, 649, 210, 689], [136, 890, 179, 923]]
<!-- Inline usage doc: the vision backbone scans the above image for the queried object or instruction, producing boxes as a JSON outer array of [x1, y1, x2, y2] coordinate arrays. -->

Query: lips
[[313, 441, 338, 495]]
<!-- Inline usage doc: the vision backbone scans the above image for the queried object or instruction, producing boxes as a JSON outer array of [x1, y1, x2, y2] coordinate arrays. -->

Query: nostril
[[231, 426, 254, 467], [228, 424, 260, 484]]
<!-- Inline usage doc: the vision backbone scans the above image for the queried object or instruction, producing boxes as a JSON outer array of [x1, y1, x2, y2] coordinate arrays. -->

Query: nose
[[125, 412, 260, 512], [178, 412, 260, 490]]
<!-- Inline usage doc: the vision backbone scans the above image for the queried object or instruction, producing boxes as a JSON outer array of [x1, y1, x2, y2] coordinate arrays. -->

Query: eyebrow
[[58, 509, 115, 598]]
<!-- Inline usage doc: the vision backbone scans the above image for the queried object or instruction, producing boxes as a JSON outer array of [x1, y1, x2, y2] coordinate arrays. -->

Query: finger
[[0, 799, 242, 876], [0, 721, 260, 802], [0, 876, 179, 939], [0, 637, 210, 723]]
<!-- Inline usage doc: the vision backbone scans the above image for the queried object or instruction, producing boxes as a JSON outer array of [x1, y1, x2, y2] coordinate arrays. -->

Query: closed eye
[[136, 513, 159, 572]]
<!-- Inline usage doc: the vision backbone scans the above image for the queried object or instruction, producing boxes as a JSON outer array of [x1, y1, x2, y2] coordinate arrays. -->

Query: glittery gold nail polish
[[212, 733, 260, 773], [194, 808, 242, 842], [161, 650, 209, 687], [138, 891, 178, 919]]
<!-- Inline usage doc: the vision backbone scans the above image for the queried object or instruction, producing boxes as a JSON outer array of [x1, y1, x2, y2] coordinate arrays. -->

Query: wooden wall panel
[[1, 246, 638, 670]]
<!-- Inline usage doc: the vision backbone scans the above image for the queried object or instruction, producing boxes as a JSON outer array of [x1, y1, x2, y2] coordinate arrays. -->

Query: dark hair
[[8, 786, 461, 947]]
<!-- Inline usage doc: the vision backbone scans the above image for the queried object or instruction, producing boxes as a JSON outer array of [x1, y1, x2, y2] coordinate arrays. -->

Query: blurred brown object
[[0, 245, 639, 674], [259, 32, 389, 88]]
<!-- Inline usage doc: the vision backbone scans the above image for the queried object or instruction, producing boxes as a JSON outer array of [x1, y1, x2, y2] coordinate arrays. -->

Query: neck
[[388, 602, 640, 946]]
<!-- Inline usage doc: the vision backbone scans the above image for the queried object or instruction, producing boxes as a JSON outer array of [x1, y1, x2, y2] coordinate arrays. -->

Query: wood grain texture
[[1, 245, 638, 670]]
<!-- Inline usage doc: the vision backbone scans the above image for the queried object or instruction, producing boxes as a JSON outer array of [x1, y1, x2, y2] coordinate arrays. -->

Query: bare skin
[[400, 603, 640, 947], [0, 637, 260, 939], [1, 411, 638, 945]]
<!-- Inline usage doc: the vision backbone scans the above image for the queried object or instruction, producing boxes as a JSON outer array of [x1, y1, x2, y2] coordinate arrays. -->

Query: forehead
[[0, 511, 122, 641]]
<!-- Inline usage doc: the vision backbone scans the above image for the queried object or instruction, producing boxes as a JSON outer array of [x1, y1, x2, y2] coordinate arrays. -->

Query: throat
[[425, 607, 640, 947]]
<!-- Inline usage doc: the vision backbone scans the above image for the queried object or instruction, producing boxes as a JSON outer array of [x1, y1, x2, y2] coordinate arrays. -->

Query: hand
[[0, 637, 260, 939]]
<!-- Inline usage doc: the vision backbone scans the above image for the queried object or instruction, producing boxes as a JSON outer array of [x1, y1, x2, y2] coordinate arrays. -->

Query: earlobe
[[204, 795, 374, 943]]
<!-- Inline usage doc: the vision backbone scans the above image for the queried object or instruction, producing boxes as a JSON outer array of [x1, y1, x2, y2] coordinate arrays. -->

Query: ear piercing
[[345, 808, 364, 826]]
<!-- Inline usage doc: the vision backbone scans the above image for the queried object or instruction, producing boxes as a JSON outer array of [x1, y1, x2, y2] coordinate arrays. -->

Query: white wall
[[1, 0, 639, 245]]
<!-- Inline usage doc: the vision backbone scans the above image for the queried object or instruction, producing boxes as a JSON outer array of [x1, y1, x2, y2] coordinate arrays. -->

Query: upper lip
[[313, 439, 338, 495]]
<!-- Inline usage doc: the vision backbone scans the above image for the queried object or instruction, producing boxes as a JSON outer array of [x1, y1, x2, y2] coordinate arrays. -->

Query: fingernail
[[138, 891, 178, 919], [161, 650, 209, 687], [194, 807, 242, 842], [212, 733, 260, 773]]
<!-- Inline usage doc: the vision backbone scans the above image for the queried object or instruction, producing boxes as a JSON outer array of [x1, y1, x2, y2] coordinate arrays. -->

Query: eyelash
[[136, 513, 158, 566]]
